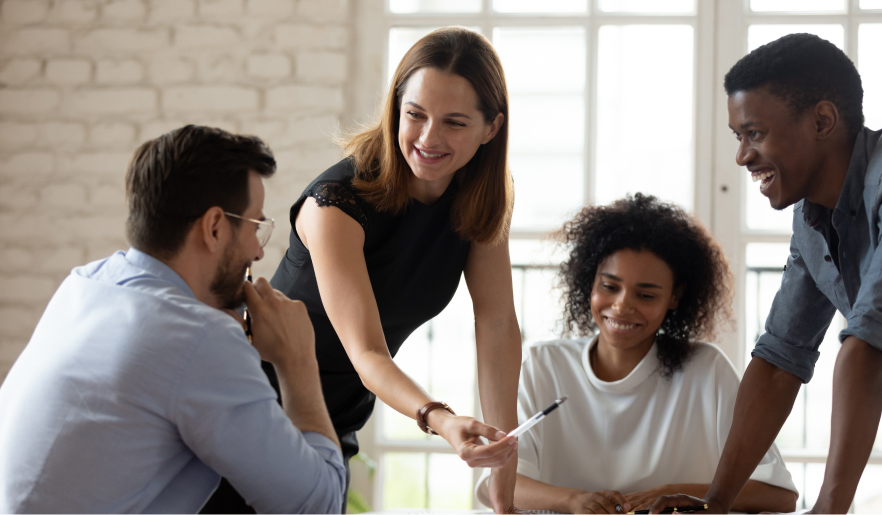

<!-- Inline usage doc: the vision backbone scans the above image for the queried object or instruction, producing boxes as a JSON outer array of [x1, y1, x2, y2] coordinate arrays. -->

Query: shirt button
[[825, 255, 832, 262]]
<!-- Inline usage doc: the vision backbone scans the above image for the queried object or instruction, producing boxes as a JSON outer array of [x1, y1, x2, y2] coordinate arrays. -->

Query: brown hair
[[342, 26, 513, 244], [125, 125, 276, 260]]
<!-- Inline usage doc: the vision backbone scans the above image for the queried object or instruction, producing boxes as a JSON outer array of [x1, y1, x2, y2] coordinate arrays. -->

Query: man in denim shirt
[[653, 34, 882, 514]]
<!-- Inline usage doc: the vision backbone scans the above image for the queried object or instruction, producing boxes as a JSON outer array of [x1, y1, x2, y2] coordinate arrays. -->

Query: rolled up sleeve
[[752, 232, 837, 383], [840, 203, 882, 351]]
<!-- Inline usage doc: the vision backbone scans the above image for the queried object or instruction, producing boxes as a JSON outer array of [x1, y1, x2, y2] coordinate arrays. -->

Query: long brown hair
[[342, 26, 513, 244]]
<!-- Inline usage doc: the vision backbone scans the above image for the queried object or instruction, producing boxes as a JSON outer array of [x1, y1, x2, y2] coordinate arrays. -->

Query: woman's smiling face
[[397, 67, 503, 200], [590, 248, 681, 354]]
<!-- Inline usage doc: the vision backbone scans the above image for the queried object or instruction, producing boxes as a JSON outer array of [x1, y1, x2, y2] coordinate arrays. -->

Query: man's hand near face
[[234, 277, 340, 449]]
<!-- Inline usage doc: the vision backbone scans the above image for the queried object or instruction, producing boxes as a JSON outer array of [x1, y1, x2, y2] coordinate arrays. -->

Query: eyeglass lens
[[256, 222, 272, 247]]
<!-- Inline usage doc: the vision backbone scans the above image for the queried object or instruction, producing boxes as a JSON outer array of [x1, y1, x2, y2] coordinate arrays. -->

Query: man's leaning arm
[[650, 357, 802, 514]]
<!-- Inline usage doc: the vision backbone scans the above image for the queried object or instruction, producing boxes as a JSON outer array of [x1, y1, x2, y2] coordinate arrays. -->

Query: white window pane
[[510, 154, 584, 230], [862, 0, 882, 7], [803, 463, 825, 508], [494, 0, 587, 13], [427, 278, 476, 417], [383, 277, 477, 439], [750, 0, 845, 12], [427, 454, 473, 509], [595, 25, 694, 210], [509, 239, 567, 266], [388, 27, 438, 84], [784, 462, 806, 509], [388, 26, 484, 85], [744, 171, 794, 231], [383, 324, 431, 440], [390, 0, 481, 13], [599, 0, 694, 13], [854, 465, 882, 512], [743, 243, 788, 359], [509, 95, 584, 151], [859, 24, 882, 130], [745, 242, 791, 268], [382, 453, 427, 508], [494, 28, 585, 95], [495, 27, 586, 231], [521, 268, 564, 343], [804, 314, 844, 450], [747, 24, 845, 52]]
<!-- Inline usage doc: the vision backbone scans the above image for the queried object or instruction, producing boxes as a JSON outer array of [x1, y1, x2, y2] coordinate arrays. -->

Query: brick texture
[[0, 0, 357, 382]]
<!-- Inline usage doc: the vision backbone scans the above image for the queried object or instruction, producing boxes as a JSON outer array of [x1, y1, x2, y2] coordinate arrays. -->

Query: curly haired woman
[[476, 194, 798, 514]]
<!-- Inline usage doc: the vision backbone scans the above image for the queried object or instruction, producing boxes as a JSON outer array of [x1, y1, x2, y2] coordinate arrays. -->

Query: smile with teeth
[[605, 317, 638, 331], [417, 148, 448, 159], [751, 170, 775, 183]]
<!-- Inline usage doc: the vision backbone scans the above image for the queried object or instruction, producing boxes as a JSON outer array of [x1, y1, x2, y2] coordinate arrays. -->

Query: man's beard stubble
[[210, 242, 250, 310]]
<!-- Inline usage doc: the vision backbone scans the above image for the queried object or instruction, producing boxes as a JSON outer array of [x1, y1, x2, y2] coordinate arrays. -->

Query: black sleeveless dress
[[202, 158, 472, 513]]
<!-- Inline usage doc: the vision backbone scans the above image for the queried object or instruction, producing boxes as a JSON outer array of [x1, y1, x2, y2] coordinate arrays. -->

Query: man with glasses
[[0, 125, 345, 513]]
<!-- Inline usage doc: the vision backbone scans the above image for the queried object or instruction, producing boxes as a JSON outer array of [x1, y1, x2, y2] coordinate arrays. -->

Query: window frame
[[712, 1, 882, 505], [349, 0, 882, 510]]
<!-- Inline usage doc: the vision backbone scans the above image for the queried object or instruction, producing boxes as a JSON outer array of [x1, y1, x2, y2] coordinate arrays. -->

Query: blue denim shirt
[[753, 127, 882, 383]]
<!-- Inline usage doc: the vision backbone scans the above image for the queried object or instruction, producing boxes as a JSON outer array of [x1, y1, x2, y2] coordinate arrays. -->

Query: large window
[[352, 0, 882, 511], [720, 1, 882, 511]]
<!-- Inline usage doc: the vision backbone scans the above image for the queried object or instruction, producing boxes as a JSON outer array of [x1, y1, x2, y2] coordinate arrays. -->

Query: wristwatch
[[416, 401, 456, 435]]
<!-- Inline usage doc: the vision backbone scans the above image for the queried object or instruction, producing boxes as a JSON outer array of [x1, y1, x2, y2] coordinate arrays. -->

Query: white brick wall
[[0, 0, 363, 382]]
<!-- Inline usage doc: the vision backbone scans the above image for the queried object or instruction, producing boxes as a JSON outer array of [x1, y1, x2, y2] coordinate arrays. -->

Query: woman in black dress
[[276, 27, 520, 512]]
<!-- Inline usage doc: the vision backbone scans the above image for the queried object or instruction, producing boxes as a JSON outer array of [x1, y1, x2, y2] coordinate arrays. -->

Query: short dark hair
[[724, 33, 864, 140], [558, 194, 734, 377], [125, 125, 276, 259]]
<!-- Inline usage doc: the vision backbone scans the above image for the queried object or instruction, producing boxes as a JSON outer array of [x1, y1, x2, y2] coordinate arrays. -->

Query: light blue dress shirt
[[0, 249, 345, 513], [753, 127, 882, 382]]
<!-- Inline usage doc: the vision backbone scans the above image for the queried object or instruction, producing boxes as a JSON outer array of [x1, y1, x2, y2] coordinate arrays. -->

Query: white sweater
[[476, 336, 796, 507]]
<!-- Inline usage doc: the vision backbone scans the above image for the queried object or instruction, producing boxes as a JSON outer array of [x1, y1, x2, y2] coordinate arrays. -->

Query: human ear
[[669, 284, 686, 310], [813, 100, 840, 140], [200, 207, 227, 253], [481, 112, 505, 144]]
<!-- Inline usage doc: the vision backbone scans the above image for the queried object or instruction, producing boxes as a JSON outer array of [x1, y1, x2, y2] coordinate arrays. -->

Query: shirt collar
[[125, 247, 196, 300], [581, 334, 660, 393], [803, 128, 873, 226]]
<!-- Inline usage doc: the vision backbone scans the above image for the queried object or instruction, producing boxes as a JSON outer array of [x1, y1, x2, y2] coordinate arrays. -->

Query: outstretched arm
[[297, 198, 517, 468], [650, 357, 802, 513], [812, 336, 882, 513]]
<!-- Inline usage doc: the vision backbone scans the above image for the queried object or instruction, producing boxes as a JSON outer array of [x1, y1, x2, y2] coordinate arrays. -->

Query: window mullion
[[586, 10, 599, 206]]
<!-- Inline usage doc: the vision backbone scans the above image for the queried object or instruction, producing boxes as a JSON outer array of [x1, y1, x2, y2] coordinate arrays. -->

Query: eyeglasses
[[224, 212, 275, 248]]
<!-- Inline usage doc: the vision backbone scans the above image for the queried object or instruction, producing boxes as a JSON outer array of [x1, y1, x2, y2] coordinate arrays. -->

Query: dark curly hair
[[558, 194, 734, 377], [724, 33, 864, 141]]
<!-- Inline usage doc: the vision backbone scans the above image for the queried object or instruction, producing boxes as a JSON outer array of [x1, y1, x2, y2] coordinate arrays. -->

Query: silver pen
[[508, 396, 568, 438]]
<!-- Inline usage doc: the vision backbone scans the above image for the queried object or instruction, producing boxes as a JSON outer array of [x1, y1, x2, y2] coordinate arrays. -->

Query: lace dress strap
[[304, 180, 368, 229]]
